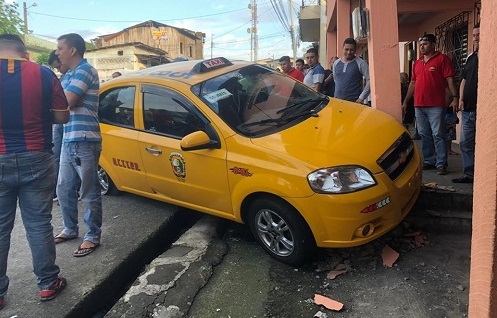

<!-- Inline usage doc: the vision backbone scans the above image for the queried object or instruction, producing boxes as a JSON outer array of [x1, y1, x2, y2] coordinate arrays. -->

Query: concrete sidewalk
[[3, 194, 182, 318]]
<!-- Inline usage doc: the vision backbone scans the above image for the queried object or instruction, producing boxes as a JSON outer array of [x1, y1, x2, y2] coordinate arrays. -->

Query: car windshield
[[191, 64, 328, 137]]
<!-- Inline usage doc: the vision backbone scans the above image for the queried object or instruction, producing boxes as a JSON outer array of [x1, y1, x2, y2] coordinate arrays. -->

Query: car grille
[[377, 132, 414, 181]]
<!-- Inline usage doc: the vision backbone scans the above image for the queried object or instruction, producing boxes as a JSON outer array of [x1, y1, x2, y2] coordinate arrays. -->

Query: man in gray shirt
[[333, 38, 370, 104]]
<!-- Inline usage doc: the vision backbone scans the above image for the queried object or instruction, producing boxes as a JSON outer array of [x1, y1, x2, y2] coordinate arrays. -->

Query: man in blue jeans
[[453, 24, 480, 184], [0, 34, 69, 308], [402, 34, 459, 175], [54, 33, 103, 257], [48, 50, 70, 201]]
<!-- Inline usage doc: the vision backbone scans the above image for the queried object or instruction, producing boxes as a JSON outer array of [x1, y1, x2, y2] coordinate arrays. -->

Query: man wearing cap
[[402, 34, 459, 176], [279, 56, 304, 81]]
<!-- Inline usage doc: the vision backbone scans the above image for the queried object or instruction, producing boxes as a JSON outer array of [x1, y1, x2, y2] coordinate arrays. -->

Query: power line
[[28, 7, 248, 23]]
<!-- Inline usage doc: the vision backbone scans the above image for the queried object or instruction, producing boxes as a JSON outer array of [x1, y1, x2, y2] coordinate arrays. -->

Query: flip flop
[[54, 234, 78, 244], [73, 242, 100, 257]]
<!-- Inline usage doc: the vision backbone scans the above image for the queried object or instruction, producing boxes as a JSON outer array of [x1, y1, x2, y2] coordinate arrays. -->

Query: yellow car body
[[98, 57, 422, 265]]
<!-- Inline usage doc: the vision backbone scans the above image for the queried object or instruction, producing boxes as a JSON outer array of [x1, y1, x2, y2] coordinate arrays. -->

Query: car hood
[[249, 100, 406, 174]]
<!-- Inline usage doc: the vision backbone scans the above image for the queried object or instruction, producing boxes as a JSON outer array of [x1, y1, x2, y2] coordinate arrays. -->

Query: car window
[[142, 85, 205, 138], [191, 64, 326, 137], [99, 86, 136, 127]]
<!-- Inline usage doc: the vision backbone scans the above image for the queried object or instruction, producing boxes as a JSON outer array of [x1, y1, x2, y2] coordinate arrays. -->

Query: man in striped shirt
[[0, 34, 69, 307], [54, 33, 103, 258]]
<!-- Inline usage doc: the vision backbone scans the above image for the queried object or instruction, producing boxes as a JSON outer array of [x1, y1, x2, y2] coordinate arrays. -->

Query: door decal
[[169, 152, 186, 180]]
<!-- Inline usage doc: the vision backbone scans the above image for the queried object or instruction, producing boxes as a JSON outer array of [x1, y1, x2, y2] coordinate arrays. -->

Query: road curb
[[406, 189, 473, 233], [105, 216, 228, 318]]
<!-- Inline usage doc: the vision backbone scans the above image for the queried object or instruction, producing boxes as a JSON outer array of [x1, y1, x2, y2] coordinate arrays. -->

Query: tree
[[35, 51, 50, 65], [0, 0, 24, 36]]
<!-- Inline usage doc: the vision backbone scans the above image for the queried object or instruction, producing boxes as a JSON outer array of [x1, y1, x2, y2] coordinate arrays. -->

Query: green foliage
[[0, 0, 24, 36], [35, 51, 50, 65]]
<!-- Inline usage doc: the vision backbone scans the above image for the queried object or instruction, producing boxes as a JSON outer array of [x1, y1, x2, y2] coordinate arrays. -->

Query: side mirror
[[180, 131, 219, 151]]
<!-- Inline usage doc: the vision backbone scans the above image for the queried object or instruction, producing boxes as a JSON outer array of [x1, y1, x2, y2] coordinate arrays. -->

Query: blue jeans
[[415, 106, 447, 168], [0, 151, 60, 296], [57, 141, 102, 243], [460, 111, 476, 178], [52, 124, 64, 196]]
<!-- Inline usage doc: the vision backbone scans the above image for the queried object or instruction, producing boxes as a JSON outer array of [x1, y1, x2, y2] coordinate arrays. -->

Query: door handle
[[145, 147, 162, 155]]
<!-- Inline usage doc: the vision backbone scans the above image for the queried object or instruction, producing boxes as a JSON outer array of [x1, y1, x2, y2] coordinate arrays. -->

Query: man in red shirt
[[402, 34, 459, 175], [279, 55, 304, 82]]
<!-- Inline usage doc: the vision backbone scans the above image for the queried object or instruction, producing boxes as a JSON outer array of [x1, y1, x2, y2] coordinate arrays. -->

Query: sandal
[[54, 234, 78, 244], [73, 242, 100, 257]]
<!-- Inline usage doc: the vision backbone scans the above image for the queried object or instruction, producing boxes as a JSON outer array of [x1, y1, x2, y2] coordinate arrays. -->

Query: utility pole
[[23, 2, 37, 43], [253, 0, 258, 62], [210, 34, 214, 59], [288, 0, 297, 64], [248, 0, 258, 62]]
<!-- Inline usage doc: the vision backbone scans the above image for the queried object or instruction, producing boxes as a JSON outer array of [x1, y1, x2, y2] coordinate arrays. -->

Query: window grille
[[435, 12, 470, 83]]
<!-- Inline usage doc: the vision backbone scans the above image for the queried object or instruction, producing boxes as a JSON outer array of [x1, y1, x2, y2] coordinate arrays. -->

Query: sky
[[10, 0, 310, 61]]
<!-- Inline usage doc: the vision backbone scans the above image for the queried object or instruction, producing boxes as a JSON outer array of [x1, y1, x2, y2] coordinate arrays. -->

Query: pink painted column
[[469, 0, 497, 317], [326, 31, 338, 63], [365, 0, 401, 121], [336, 0, 350, 49]]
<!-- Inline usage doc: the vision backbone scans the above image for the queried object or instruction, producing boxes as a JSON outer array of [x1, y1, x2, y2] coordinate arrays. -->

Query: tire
[[247, 197, 316, 267], [98, 166, 120, 196]]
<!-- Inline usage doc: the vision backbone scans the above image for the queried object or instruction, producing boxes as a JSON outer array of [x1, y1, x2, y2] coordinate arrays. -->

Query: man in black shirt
[[453, 24, 480, 183]]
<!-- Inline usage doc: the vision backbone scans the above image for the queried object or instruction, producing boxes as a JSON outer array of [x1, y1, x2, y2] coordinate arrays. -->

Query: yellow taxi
[[98, 57, 422, 266]]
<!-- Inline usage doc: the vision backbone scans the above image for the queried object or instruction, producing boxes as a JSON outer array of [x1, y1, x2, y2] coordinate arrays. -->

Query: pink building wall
[[469, 0, 497, 316]]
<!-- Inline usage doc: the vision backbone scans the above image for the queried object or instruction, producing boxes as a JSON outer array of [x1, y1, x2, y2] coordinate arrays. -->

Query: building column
[[469, 0, 497, 316], [364, 0, 401, 121], [326, 31, 338, 65], [336, 0, 350, 49]]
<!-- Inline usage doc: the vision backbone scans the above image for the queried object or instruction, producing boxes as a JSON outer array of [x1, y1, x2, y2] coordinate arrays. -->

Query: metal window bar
[[474, 0, 481, 26], [435, 12, 470, 83]]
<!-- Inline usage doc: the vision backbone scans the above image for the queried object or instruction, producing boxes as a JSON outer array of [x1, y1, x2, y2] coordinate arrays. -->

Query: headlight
[[307, 166, 376, 194]]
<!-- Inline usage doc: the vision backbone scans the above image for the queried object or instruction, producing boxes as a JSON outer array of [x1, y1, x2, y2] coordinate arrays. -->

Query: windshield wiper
[[239, 109, 319, 129], [276, 97, 328, 115], [239, 117, 281, 128]]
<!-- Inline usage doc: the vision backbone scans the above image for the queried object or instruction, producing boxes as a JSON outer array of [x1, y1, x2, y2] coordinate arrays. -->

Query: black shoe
[[452, 176, 473, 183], [422, 163, 436, 170], [436, 166, 448, 175]]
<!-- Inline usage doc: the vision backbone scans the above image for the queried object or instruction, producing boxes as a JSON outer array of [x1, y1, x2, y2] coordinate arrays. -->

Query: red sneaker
[[0, 297, 4, 310], [39, 276, 67, 301]]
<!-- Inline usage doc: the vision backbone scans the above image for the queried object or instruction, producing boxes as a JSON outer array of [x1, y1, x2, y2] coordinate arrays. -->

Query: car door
[[137, 84, 233, 217], [99, 85, 151, 194]]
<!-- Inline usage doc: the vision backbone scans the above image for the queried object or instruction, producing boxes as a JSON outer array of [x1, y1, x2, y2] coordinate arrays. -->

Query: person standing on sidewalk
[[333, 38, 370, 104], [279, 55, 304, 81], [402, 34, 459, 175], [303, 48, 325, 92], [48, 50, 70, 202], [54, 33, 103, 257], [0, 34, 69, 307], [452, 24, 480, 184]]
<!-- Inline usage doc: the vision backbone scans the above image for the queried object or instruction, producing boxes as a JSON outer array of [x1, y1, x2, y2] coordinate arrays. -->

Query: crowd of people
[[281, 29, 478, 182], [0, 22, 479, 310]]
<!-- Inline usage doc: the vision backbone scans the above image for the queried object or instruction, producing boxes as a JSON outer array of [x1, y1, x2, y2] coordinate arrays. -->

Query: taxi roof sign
[[191, 57, 233, 74]]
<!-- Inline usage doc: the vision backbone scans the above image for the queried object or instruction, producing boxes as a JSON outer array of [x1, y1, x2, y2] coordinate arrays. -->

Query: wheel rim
[[255, 208, 294, 257], [97, 166, 109, 195]]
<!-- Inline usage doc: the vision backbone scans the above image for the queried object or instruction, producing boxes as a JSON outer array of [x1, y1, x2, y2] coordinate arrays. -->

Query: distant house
[[92, 20, 205, 61], [85, 42, 170, 81], [87, 20, 205, 80]]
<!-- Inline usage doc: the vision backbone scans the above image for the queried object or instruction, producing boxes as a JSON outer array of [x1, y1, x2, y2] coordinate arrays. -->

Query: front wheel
[[247, 197, 316, 267], [98, 166, 120, 196]]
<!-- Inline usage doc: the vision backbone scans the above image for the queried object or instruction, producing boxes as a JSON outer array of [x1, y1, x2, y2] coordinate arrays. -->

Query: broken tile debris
[[314, 294, 344, 311]]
